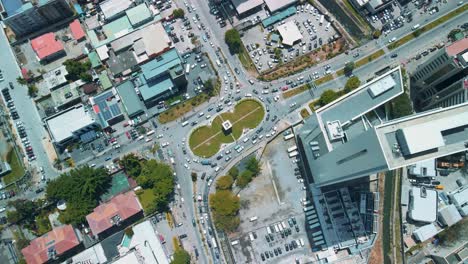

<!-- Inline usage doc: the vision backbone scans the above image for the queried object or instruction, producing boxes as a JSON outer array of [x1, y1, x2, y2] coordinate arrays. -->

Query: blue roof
[[140, 49, 181, 81], [116, 81, 144, 117], [73, 3, 84, 15], [93, 90, 123, 127], [262, 6, 296, 28], [2, 0, 26, 16], [139, 76, 174, 101]]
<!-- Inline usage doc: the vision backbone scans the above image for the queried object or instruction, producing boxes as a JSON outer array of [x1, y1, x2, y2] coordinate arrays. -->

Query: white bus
[[284, 134, 294, 141], [289, 151, 299, 158], [287, 145, 298, 153], [319, 15, 324, 25], [181, 121, 189, 127], [185, 64, 191, 74], [146, 130, 155, 136]]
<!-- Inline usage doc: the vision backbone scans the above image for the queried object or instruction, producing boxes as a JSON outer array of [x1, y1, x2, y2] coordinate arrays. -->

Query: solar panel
[[109, 103, 121, 116], [102, 110, 112, 121]]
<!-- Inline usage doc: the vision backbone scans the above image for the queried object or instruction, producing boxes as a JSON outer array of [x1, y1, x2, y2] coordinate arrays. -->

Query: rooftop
[[264, 0, 297, 13], [116, 81, 144, 117], [91, 89, 123, 128], [22, 225, 80, 264], [31, 32, 65, 60], [438, 204, 462, 227], [409, 187, 438, 223], [231, 0, 264, 14], [42, 65, 68, 90], [1, 0, 23, 16], [63, 243, 107, 264], [125, 3, 152, 27], [46, 105, 96, 143], [277, 20, 303, 46], [413, 223, 438, 242], [86, 191, 142, 236], [69, 19, 85, 41], [446, 37, 468, 57], [50, 81, 82, 108], [98, 71, 113, 90], [100, 0, 133, 20]]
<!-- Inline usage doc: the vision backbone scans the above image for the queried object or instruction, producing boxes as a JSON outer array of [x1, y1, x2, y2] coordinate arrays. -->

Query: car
[[274, 248, 278, 256], [260, 253, 265, 261], [9, 82, 14, 89], [391, 53, 398, 58], [0, 207, 5, 213], [295, 225, 300, 232], [35, 188, 44, 194]]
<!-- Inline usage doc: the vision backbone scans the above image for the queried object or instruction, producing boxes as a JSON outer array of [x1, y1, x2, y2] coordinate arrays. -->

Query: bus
[[319, 15, 324, 25], [284, 134, 294, 141], [181, 121, 189, 127], [146, 130, 155, 136], [185, 64, 191, 74], [287, 145, 298, 153], [289, 151, 298, 158]]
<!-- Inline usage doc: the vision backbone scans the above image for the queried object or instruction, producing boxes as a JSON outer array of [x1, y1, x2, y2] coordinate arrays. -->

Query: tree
[[203, 79, 216, 96], [274, 48, 282, 60], [225, 29, 242, 54], [16, 77, 27, 85], [63, 59, 92, 81], [228, 167, 239, 180], [171, 248, 191, 264], [137, 160, 175, 212], [216, 175, 233, 190], [319, 90, 339, 106], [412, 29, 422, 38], [372, 30, 382, 39], [27, 85, 38, 96], [237, 170, 253, 188], [119, 154, 142, 178], [390, 93, 413, 118], [344, 76, 361, 93], [447, 29, 461, 41], [209, 190, 240, 232], [343, 61, 355, 76], [246, 157, 261, 176], [7, 200, 37, 226], [191, 172, 198, 182], [172, 8, 185, 19]]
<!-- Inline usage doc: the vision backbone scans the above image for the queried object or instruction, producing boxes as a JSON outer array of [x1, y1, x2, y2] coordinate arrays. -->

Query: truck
[[186, 64, 191, 74], [212, 237, 218, 248], [249, 216, 258, 222], [181, 121, 189, 127], [216, 59, 221, 67], [146, 130, 155, 136]]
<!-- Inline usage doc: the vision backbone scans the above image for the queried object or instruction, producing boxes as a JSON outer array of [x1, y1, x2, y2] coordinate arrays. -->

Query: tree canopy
[[119, 153, 142, 178], [390, 93, 413, 119], [343, 61, 355, 76], [225, 29, 242, 54], [46, 166, 111, 224], [63, 59, 92, 82], [236, 170, 253, 188], [319, 89, 339, 106], [172, 8, 185, 19], [203, 79, 216, 96], [344, 76, 361, 93], [171, 248, 191, 264], [216, 175, 234, 190], [246, 157, 261, 176], [228, 167, 239, 180], [209, 190, 240, 232]]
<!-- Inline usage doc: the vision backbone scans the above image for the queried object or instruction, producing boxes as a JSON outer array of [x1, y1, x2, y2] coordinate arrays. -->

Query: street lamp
[[144, 240, 159, 264]]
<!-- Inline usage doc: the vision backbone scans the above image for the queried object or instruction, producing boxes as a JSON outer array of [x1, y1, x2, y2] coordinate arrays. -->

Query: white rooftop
[[231, 0, 263, 14], [62, 243, 107, 264], [438, 204, 462, 227], [449, 186, 468, 208], [408, 159, 436, 177], [277, 21, 303, 46], [43, 65, 68, 90], [368, 75, 396, 98], [96, 45, 109, 61], [264, 0, 297, 12], [100, 0, 133, 20], [413, 223, 438, 242], [409, 187, 437, 223], [46, 105, 96, 143]]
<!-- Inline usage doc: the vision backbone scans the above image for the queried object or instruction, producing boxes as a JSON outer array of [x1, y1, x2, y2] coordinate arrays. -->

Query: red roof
[[30, 33, 64, 60], [21, 225, 80, 264], [86, 191, 142, 236], [446, 38, 468, 57], [69, 19, 85, 41]]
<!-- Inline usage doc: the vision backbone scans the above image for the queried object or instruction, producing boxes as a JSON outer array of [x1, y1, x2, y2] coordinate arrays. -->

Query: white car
[[0, 207, 5, 213], [274, 96, 280, 102], [215, 166, 220, 172]]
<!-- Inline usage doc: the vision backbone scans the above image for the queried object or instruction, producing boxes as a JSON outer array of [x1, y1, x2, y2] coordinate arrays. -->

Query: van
[[181, 121, 189, 127], [146, 130, 155, 136], [216, 60, 221, 67], [412, 24, 420, 30], [299, 238, 304, 247], [137, 135, 145, 141], [231, 240, 239, 245], [249, 216, 258, 222]]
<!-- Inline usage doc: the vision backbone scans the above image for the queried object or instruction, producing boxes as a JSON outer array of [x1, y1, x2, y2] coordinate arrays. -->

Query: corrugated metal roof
[[116, 81, 144, 117], [126, 3, 152, 26]]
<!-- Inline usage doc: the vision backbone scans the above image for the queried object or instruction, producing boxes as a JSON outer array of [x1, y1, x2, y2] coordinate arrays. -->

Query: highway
[[0, 0, 465, 263]]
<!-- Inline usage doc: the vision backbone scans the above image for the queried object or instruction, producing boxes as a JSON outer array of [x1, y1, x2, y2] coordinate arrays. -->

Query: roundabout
[[189, 99, 265, 157]]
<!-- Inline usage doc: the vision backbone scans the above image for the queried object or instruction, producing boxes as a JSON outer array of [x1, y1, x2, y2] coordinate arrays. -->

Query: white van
[[249, 216, 258, 222], [137, 135, 145, 141], [146, 130, 155, 136], [412, 24, 420, 30], [231, 240, 239, 246]]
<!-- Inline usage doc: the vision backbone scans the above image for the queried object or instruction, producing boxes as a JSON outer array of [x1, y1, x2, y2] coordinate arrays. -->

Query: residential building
[[408, 187, 438, 223], [99, 0, 133, 21], [438, 204, 462, 227], [90, 89, 125, 128], [22, 225, 82, 264], [50, 80, 83, 111], [431, 241, 468, 264], [448, 186, 468, 216], [86, 191, 143, 239], [0, 0, 74, 37], [45, 104, 99, 149], [297, 67, 468, 187], [136, 48, 186, 108], [31, 32, 66, 63], [42, 65, 68, 91], [69, 19, 85, 42], [410, 38, 468, 111]]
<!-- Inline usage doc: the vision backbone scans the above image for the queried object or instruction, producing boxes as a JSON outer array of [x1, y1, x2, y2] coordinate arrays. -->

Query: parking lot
[[230, 130, 315, 263], [241, 3, 338, 73]]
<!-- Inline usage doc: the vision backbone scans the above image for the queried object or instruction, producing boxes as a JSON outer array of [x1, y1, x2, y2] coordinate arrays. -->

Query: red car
[[281, 86, 289, 91], [125, 131, 131, 139]]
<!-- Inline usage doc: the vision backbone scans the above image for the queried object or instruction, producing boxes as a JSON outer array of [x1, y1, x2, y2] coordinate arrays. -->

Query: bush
[[390, 93, 413, 118], [228, 167, 239, 180], [344, 76, 361, 93], [372, 30, 382, 39], [319, 89, 339, 106], [191, 172, 197, 182], [171, 248, 191, 264], [172, 8, 185, 19], [344, 61, 355, 76]]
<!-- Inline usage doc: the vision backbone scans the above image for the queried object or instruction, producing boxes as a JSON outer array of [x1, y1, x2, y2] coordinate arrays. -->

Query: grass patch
[[282, 83, 311, 99], [382, 171, 394, 264], [238, 45, 256, 74], [388, 4, 468, 50], [158, 94, 210, 124], [343, 0, 372, 32], [315, 74, 334, 85], [355, 49, 385, 67], [189, 99, 264, 157], [300, 108, 310, 119], [136, 188, 156, 213], [3, 149, 24, 185]]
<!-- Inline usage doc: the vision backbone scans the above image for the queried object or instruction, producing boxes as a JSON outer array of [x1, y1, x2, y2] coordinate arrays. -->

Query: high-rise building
[[410, 38, 468, 111], [0, 0, 74, 37]]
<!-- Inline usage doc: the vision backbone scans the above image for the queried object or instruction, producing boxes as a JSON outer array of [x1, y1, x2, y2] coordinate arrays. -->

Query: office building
[[431, 241, 468, 264], [30, 32, 65, 63], [297, 67, 468, 187], [277, 21, 303, 46], [0, 0, 74, 37], [410, 38, 468, 111], [90, 89, 125, 128]]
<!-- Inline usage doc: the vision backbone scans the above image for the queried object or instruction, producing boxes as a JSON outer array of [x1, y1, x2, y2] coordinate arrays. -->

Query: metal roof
[[264, 0, 297, 12], [231, 0, 263, 14], [116, 81, 144, 117], [125, 3, 152, 26], [100, 0, 132, 20], [277, 21, 302, 46], [438, 204, 462, 227], [413, 224, 438, 242], [46, 105, 96, 143], [409, 187, 438, 223]]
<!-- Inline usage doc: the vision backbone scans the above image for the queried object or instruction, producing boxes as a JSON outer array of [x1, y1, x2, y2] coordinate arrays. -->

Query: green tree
[[216, 175, 233, 190], [372, 30, 382, 39], [209, 190, 240, 232], [344, 61, 355, 76], [344, 76, 361, 93], [137, 160, 175, 212], [191, 172, 198, 182], [390, 93, 413, 118], [412, 29, 422, 38], [172, 8, 185, 19], [16, 77, 27, 85], [236, 170, 253, 188], [27, 85, 38, 96], [246, 157, 261, 176], [7, 200, 37, 226], [447, 29, 461, 41], [171, 248, 191, 264], [203, 79, 216, 96], [225, 29, 242, 54], [63, 59, 92, 81], [119, 153, 142, 178], [228, 167, 239, 180], [319, 89, 339, 106], [274, 48, 282, 60]]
